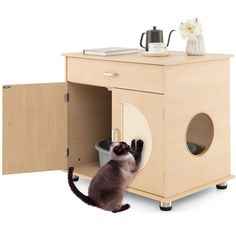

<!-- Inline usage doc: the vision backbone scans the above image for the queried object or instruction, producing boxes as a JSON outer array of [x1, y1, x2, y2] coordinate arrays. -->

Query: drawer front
[[67, 58, 164, 93]]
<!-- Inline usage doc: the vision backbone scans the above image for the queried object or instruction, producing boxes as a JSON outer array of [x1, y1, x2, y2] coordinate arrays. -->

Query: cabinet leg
[[216, 181, 227, 190], [72, 175, 79, 182], [159, 201, 172, 211]]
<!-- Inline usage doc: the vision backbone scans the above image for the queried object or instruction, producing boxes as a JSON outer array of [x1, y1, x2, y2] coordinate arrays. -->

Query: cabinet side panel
[[164, 60, 231, 197], [68, 83, 111, 167], [3, 83, 67, 174]]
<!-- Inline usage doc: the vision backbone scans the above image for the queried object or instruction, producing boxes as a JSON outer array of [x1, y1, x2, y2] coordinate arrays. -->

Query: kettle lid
[[149, 26, 162, 32]]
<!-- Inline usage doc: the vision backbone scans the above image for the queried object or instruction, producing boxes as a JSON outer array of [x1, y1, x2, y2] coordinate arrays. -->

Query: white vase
[[186, 35, 205, 56]]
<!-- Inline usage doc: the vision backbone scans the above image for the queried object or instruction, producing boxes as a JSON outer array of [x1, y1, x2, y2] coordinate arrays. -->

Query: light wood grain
[[62, 51, 232, 66], [67, 57, 164, 94], [128, 175, 234, 202], [67, 82, 111, 167], [112, 88, 164, 196], [3, 83, 67, 174], [164, 59, 231, 197], [72, 163, 233, 203], [73, 161, 99, 180]]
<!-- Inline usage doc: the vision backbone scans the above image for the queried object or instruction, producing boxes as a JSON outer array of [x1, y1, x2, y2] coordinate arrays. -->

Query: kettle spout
[[166, 30, 175, 47]]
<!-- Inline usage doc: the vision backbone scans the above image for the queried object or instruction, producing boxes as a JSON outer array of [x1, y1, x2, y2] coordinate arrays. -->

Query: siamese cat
[[68, 139, 144, 213]]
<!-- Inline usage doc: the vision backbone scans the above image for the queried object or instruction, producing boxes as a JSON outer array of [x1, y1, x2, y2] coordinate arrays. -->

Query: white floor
[[0, 170, 235, 236]]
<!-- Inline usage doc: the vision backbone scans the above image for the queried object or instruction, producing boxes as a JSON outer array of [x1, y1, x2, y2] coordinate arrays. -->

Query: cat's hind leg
[[112, 204, 130, 213]]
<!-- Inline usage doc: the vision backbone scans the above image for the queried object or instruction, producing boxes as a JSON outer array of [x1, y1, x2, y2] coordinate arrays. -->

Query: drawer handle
[[103, 72, 118, 77]]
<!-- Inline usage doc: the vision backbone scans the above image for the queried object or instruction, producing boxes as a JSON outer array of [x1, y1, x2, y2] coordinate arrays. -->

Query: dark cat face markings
[[112, 142, 130, 156], [68, 139, 144, 213]]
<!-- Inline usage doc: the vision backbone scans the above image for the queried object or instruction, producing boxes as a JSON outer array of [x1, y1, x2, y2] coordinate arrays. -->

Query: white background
[[0, 0, 235, 235]]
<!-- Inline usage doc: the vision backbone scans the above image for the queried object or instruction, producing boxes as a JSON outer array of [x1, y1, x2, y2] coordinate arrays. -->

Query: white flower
[[179, 18, 203, 41]]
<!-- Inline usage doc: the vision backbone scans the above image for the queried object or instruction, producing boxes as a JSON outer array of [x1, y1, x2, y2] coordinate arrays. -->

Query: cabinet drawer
[[67, 58, 164, 93]]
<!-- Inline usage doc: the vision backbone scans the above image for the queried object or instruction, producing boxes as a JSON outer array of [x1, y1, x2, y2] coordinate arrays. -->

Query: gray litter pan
[[95, 139, 203, 167], [95, 139, 112, 167]]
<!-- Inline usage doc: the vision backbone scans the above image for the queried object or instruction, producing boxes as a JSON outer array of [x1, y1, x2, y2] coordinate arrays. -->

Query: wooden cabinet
[[2, 51, 234, 210]]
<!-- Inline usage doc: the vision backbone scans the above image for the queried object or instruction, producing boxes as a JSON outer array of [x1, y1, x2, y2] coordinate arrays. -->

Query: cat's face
[[110, 142, 130, 156]]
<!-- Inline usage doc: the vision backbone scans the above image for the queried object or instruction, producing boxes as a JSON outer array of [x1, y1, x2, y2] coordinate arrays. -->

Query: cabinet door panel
[[67, 83, 111, 167], [112, 89, 164, 196], [3, 83, 67, 174]]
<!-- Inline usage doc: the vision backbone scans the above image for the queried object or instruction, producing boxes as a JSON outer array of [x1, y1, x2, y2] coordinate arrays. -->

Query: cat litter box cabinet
[[2, 51, 233, 211]]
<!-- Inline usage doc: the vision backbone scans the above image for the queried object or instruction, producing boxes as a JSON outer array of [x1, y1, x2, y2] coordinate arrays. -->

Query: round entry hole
[[186, 113, 214, 155]]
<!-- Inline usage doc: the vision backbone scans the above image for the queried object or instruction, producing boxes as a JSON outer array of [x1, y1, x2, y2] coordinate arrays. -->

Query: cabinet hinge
[[3, 85, 11, 89], [65, 148, 69, 157], [64, 93, 69, 102]]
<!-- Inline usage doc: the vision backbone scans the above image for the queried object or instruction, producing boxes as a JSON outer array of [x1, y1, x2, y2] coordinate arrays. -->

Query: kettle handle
[[166, 30, 175, 47], [140, 32, 146, 48]]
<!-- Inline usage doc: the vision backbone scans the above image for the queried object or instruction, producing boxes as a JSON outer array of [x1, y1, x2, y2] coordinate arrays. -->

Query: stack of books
[[83, 47, 138, 56]]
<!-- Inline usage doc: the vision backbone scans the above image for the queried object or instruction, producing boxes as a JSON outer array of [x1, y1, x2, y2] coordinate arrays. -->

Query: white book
[[83, 47, 138, 56]]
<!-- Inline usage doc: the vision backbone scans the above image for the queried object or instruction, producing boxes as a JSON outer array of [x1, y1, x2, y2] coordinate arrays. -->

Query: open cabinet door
[[3, 83, 67, 174]]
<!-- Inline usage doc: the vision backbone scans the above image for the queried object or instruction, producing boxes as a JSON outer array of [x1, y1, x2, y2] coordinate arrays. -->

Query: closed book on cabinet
[[83, 47, 138, 56]]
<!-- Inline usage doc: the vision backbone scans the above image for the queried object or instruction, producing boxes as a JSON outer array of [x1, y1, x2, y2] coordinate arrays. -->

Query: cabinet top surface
[[62, 51, 232, 66]]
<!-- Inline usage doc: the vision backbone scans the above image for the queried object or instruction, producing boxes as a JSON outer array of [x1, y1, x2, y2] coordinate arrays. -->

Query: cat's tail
[[68, 167, 97, 206]]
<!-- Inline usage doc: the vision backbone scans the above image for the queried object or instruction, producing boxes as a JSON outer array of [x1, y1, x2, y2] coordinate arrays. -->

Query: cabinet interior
[[68, 82, 111, 177]]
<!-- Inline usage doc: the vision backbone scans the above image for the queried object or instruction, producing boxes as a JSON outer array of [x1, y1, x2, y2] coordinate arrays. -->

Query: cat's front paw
[[137, 140, 144, 152], [131, 139, 136, 150]]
